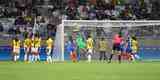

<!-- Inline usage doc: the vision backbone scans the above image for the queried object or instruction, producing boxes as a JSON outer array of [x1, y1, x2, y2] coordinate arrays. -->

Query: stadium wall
[[0, 46, 160, 61]]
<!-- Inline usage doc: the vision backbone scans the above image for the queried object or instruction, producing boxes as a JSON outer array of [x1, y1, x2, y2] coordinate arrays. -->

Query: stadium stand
[[63, 0, 160, 20], [0, 0, 159, 37]]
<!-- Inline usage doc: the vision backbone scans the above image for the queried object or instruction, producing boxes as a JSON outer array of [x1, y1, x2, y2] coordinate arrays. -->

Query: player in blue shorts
[[125, 35, 133, 61], [108, 32, 123, 63], [66, 37, 77, 62]]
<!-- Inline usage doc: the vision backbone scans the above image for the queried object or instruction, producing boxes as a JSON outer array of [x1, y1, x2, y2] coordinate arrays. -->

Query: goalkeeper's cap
[[73, 29, 79, 32], [73, 23, 80, 32], [73, 23, 78, 27]]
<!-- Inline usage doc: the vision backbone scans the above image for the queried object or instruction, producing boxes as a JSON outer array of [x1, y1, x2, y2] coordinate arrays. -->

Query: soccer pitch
[[0, 62, 160, 80]]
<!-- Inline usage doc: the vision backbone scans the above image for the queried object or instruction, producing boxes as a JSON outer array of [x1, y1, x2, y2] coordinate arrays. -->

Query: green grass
[[0, 61, 160, 80]]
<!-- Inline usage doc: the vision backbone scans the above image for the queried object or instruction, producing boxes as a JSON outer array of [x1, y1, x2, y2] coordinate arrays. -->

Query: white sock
[[35, 55, 38, 61], [14, 55, 16, 61], [31, 55, 35, 62], [48, 56, 52, 63], [24, 54, 27, 61], [16, 55, 19, 60], [29, 55, 32, 62], [131, 55, 135, 61], [37, 55, 40, 61], [46, 56, 49, 62], [135, 54, 140, 60], [88, 54, 91, 62]]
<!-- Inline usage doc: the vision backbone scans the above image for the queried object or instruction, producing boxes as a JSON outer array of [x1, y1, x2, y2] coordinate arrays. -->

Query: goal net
[[53, 20, 160, 61]]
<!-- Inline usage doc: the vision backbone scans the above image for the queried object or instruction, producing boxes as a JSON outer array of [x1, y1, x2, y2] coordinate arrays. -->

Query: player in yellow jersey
[[86, 35, 94, 62], [23, 34, 31, 62], [131, 36, 140, 61], [31, 35, 35, 62], [31, 34, 41, 62], [32, 35, 41, 61], [12, 36, 21, 62], [98, 37, 109, 61], [37, 36, 41, 61], [46, 36, 54, 63]]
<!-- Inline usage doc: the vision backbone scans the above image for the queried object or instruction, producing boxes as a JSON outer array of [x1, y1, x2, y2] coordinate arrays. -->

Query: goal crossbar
[[62, 20, 160, 27]]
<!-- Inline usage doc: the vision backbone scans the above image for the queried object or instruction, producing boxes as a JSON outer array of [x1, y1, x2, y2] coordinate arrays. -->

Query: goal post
[[52, 24, 64, 61], [54, 20, 160, 61]]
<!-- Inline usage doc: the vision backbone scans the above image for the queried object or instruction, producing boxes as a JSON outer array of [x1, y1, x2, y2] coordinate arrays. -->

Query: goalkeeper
[[76, 33, 86, 60]]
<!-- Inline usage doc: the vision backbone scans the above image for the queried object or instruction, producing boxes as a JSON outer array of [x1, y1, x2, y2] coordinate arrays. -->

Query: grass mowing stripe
[[0, 61, 160, 80]]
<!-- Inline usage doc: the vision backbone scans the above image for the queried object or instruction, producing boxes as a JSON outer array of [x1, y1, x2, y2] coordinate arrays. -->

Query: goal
[[53, 20, 160, 61]]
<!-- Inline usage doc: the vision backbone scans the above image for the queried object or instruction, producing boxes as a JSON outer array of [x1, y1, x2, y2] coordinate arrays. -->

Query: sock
[[37, 55, 40, 61], [35, 55, 38, 61], [131, 55, 135, 61], [24, 54, 27, 61], [46, 56, 49, 63], [16, 55, 19, 60], [73, 56, 76, 63], [127, 54, 130, 60], [70, 53, 73, 61], [134, 54, 140, 60], [48, 56, 52, 63], [88, 54, 91, 62], [29, 55, 32, 62], [128, 54, 132, 61], [109, 54, 113, 62], [72, 53, 77, 62], [14, 55, 16, 61], [118, 55, 121, 63], [31, 55, 35, 62]]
